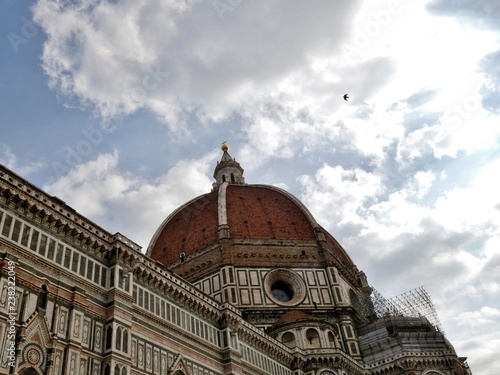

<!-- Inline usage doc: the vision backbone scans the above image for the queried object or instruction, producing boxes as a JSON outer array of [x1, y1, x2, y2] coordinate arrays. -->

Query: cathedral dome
[[146, 145, 363, 289]]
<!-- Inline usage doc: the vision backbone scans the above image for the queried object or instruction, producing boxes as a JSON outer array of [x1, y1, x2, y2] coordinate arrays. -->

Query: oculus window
[[271, 281, 294, 302], [264, 268, 306, 306]]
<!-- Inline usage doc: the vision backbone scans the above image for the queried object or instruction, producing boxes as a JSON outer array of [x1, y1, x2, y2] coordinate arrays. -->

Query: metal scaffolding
[[369, 286, 443, 332]]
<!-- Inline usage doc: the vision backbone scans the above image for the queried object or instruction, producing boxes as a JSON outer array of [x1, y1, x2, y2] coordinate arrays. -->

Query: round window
[[271, 281, 294, 302], [264, 269, 306, 306]]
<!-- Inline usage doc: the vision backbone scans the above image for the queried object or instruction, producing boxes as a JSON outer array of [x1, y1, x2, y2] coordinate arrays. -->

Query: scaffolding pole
[[369, 286, 443, 332]]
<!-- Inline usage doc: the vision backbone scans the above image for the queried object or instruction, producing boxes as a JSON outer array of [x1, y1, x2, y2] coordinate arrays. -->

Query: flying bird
[[343, 94, 349, 101]]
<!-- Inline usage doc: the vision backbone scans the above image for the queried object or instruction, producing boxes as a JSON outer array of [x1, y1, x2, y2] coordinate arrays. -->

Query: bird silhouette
[[343, 94, 349, 101]]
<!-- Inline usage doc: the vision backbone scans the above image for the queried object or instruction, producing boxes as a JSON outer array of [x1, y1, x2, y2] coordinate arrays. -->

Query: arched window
[[282, 332, 296, 348], [104, 364, 111, 375], [122, 367, 127, 375], [230, 173, 235, 183], [116, 327, 122, 350], [105, 326, 113, 350], [305, 328, 321, 348], [114, 364, 120, 375], [222, 174, 226, 182], [123, 330, 129, 353]]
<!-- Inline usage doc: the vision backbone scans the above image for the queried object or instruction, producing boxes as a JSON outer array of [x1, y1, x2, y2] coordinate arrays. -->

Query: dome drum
[[172, 241, 325, 281], [230, 241, 324, 267], [169, 243, 224, 281]]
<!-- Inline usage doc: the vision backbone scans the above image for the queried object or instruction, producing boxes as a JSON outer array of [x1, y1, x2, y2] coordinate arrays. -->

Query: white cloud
[[32, 0, 361, 128], [0, 144, 17, 169], [0, 144, 45, 176], [409, 170, 435, 199], [434, 158, 500, 231], [456, 306, 500, 328], [297, 154, 500, 375], [298, 164, 384, 231]]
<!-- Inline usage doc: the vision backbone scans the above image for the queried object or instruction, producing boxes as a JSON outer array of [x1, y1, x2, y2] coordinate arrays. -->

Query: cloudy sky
[[1, 0, 499, 373]]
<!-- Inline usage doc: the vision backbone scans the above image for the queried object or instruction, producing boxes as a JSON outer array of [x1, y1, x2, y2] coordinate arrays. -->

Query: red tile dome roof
[[146, 146, 361, 286], [147, 191, 219, 265], [147, 184, 317, 263], [225, 184, 316, 240]]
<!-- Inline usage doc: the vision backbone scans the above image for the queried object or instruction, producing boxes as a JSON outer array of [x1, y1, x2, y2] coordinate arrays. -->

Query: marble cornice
[[328, 251, 360, 287]]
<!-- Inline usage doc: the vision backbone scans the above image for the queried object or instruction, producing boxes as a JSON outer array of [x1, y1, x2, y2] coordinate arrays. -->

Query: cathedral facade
[[0, 144, 472, 375]]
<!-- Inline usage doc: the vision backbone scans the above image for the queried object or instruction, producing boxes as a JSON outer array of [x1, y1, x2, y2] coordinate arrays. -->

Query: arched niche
[[282, 331, 296, 348], [306, 328, 321, 348], [19, 368, 39, 375]]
